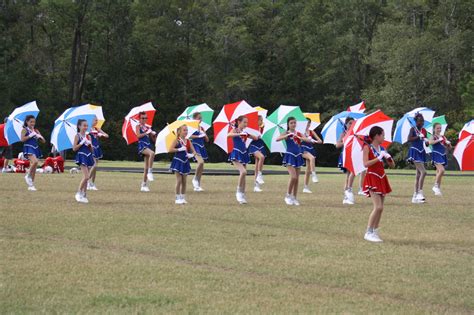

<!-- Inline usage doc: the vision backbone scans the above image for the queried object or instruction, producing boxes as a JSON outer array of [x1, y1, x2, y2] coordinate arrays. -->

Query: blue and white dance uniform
[[191, 128, 208, 160], [75, 134, 95, 167], [407, 127, 427, 163], [229, 129, 250, 165], [138, 126, 152, 155], [282, 132, 305, 168], [170, 138, 191, 175], [89, 129, 103, 159], [248, 126, 267, 156], [301, 131, 316, 156], [23, 128, 42, 158], [431, 136, 448, 166]]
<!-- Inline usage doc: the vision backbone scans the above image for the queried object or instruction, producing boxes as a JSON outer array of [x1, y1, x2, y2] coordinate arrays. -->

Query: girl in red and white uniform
[[362, 126, 395, 243]]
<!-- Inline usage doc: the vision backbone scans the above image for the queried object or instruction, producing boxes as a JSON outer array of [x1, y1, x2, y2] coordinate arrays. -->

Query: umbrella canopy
[[122, 102, 156, 145], [343, 110, 394, 175], [303, 113, 321, 130], [254, 106, 268, 118], [4, 101, 40, 145], [50, 104, 105, 151], [393, 107, 435, 144], [321, 111, 365, 145], [155, 120, 200, 154], [212, 100, 259, 153], [261, 105, 307, 153], [347, 101, 366, 113], [177, 103, 214, 131], [453, 121, 474, 171]]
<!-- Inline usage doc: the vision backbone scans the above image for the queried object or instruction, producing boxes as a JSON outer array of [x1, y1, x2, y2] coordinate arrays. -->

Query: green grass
[[0, 171, 473, 313]]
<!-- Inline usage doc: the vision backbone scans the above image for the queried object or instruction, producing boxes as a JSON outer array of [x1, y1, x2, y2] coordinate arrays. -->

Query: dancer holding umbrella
[[73, 119, 95, 203], [429, 122, 451, 196], [21, 115, 45, 191], [301, 114, 322, 193]]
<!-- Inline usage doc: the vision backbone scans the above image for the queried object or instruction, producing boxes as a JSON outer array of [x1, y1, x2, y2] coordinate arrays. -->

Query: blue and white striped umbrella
[[51, 104, 104, 151], [321, 111, 365, 144], [4, 101, 40, 145], [393, 107, 435, 144]]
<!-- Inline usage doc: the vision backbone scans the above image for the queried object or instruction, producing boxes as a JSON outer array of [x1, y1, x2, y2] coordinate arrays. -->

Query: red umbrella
[[343, 110, 394, 175], [213, 100, 259, 153], [454, 120, 474, 171], [122, 102, 156, 145], [0, 124, 8, 147]]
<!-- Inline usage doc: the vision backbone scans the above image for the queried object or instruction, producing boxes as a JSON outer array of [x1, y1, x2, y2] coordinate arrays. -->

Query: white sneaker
[[254, 183, 263, 192], [432, 186, 442, 196], [181, 195, 188, 204], [364, 231, 383, 243], [24, 174, 33, 186], [89, 182, 99, 191], [140, 182, 150, 192], [303, 186, 312, 194], [343, 196, 354, 205], [416, 192, 426, 203], [147, 171, 154, 182], [293, 197, 300, 206], [194, 186, 204, 192], [28, 186, 37, 191], [418, 190, 426, 201], [358, 189, 365, 196], [76, 192, 88, 203], [284, 194, 294, 205], [256, 172, 264, 185], [1, 168, 6, 173], [412, 192, 420, 203], [238, 192, 247, 204], [311, 172, 319, 183], [346, 188, 355, 203], [192, 177, 200, 189], [75, 192, 82, 202], [81, 196, 89, 203], [175, 195, 184, 205]]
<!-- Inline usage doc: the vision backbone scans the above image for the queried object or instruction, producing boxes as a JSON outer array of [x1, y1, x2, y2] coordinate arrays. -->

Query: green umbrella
[[177, 103, 214, 131], [262, 105, 307, 153]]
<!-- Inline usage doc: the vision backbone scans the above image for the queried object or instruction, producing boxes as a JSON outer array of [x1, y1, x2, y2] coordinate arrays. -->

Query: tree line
[[0, 0, 472, 167]]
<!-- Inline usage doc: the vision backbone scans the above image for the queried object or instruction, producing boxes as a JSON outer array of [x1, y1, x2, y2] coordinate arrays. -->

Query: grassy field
[[0, 169, 473, 313]]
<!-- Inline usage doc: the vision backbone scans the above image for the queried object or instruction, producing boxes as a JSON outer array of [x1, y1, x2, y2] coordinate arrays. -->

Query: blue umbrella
[[321, 111, 365, 144], [50, 104, 103, 151], [4, 101, 40, 145], [393, 107, 435, 144]]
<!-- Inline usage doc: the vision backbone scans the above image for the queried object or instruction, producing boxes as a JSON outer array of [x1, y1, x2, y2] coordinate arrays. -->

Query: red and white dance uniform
[[362, 144, 392, 197]]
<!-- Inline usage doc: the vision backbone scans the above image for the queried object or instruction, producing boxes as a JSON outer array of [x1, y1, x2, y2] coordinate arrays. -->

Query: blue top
[[409, 127, 426, 151], [191, 130, 205, 147], [432, 137, 446, 156], [77, 133, 92, 155], [138, 126, 151, 151], [285, 133, 302, 155], [173, 139, 188, 161], [232, 131, 247, 154], [90, 130, 100, 149], [24, 128, 39, 149]]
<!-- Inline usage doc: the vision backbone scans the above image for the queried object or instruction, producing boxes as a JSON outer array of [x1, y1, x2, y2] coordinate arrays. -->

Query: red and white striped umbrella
[[122, 102, 156, 145], [343, 110, 394, 175], [347, 101, 366, 113], [212, 100, 259, 153], [454, 120, 474, 171]]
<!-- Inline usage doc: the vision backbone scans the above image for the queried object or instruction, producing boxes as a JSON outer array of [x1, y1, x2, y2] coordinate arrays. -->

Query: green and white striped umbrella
[[262, 105, 307, 153], [177, 103, 214, 131]]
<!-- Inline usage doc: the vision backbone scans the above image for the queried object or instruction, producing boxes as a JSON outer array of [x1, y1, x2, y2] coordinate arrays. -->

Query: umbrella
[[426, 115, 448, 136], [453, 120, 474, 171], [4, 101, 40, 145], [393, 107, 435, 144], [261, 105, 307, 153], [321, 111, 365, 145], [50, 104, 105, 151], [0, 124, 7, 147], [155, 120, 200, 154], [303, 113, 321, 130], [254, 106, 268, 118], [212, 100, 259, 153], [347, 101, 366, 113], [122, 102, 156, 145], [177, 103, 214, 131], [343, 110, 394, 175]]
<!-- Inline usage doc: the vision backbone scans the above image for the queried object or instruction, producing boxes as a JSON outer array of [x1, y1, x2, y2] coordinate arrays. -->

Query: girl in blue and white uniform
[[170, 124, 197, 205], [135, 111, 156, 192], [429, 122, 452, 196], [87, 116, 109, 191], [276, 117, 311, 206], [20, 115, 45, 191], [301, 118, 323, 193], [407, 113, 429, 203], [248, 114, 267, 192], [73, 119, 95, 203], [190, 112, 209, 192], [228, 115, 258, 204]]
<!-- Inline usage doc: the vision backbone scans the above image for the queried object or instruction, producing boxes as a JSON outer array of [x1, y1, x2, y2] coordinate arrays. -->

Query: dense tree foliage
[[0, 0, 472, 166]]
